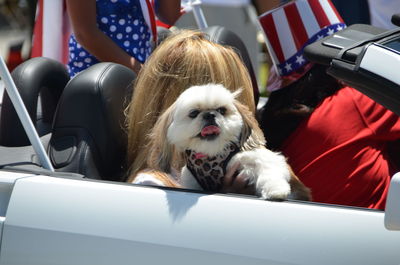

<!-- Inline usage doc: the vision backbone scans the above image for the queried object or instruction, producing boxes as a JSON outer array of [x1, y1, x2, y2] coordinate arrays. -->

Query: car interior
[[0, 25, 260, 184]]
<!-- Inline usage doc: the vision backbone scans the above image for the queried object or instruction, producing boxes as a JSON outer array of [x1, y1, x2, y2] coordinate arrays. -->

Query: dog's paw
[[259, 179, 291, 200], [230, 148, 292, 200]]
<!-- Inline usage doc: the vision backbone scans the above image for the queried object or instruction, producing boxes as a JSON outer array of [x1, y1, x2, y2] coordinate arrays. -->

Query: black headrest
[[157, 26, 172, 45], [0, 57, 69, 146], [49, 63, 136, 180], [203, 26, 260, 105]]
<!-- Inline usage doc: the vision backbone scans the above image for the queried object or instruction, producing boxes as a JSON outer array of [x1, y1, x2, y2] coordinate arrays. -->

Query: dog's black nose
[[203, 111, 216, 121]]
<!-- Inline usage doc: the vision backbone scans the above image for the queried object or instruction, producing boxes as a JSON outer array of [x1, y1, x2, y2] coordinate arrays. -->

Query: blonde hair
[[126, 30, 255, 180]]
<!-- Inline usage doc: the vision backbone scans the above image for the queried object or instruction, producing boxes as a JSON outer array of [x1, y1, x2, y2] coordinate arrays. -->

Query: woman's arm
[[252, 0, 281, 15], [66, 0, 141, 73], [155, 0, 181, 25]]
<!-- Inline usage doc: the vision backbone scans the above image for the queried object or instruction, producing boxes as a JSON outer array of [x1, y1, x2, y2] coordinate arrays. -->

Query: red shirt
[[281, 87, 400, 210]]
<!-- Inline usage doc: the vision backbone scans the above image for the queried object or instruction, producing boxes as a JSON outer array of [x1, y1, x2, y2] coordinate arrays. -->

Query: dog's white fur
[[167, 84, 243, 156], [147, 84, 309, 200], [143, 84, 311, 200], [179, 148, 292, 199]]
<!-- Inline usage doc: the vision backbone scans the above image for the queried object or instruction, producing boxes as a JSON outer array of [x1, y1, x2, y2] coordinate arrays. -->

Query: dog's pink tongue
[[201, 125, 220, 137], [195, 152, 208, 159]]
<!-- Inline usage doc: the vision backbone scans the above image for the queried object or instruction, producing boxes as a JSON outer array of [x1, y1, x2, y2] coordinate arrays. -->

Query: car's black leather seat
[[48, 63, 136, 181], [0, 57, 69, 147], [157, 26, 172, 45], [203, 26, 260, 105]]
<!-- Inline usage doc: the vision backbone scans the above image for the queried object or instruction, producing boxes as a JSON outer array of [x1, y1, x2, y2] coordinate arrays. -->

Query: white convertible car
[[0, 24, 400, 265]]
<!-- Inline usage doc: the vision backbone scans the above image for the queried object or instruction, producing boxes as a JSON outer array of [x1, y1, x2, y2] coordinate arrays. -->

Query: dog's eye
[[188, 109, 200, 118], [216, 107, 227, 115]]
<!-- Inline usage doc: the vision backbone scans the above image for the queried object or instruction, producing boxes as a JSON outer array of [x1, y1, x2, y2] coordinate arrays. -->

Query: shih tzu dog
[[144, 84, 311, 200]]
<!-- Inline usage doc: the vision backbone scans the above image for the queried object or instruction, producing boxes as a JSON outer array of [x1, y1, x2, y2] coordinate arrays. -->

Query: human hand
[[130, 57, 142, 74]]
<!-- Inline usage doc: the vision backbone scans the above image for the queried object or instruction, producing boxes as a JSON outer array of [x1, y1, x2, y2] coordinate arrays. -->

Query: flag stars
[[296, 55, 305, 65], [327, 28, 335, 35], [284, 62, 292, 72], [273, 23, 347, 78]]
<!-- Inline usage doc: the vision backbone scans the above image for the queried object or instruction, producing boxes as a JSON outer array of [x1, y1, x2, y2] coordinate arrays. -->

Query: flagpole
[[189, 0, 208, 30], [0, 56, 54, 171]]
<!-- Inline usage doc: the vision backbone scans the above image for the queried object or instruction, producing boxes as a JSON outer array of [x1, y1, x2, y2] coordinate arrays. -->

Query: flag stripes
[[31, 0, 70, 63], [285, 3, 309, 50], [259, 0, 345, 77], [259, 13, 285, 64], [308, 0, 331, 28], [295, 0, 320, 38]]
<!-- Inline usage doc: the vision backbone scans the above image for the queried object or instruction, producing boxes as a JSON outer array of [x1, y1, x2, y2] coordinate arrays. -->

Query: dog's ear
[[147, 104, 177, 173], [234, 100, 266, 150], [232, 88, 243, 99]]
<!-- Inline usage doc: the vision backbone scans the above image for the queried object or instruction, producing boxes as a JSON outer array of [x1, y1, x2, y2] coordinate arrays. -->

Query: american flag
[[31, 0, 71, 64], [259, 0, 346, 80]]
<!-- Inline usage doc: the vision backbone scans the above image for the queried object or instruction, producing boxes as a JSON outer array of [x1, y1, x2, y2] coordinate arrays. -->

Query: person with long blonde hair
[[126, 30, 255, 183]]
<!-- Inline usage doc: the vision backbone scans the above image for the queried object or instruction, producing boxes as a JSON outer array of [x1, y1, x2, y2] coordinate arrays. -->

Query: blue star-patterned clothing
[[68, 0, 153, 77]]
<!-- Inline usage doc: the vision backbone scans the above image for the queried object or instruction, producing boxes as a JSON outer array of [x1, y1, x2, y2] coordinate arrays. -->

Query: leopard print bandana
[[185, 142, 240, 192]]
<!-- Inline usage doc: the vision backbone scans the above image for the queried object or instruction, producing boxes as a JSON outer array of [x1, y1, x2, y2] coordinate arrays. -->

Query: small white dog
[[144, 84, 310, 200]]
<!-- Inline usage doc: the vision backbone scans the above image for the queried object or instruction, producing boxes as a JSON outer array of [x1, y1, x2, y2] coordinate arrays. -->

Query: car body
[[0, 169, 400, 265]]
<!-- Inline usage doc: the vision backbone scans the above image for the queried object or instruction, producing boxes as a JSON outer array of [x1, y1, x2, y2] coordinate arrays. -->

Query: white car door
[[0, 170, 399, 265]]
